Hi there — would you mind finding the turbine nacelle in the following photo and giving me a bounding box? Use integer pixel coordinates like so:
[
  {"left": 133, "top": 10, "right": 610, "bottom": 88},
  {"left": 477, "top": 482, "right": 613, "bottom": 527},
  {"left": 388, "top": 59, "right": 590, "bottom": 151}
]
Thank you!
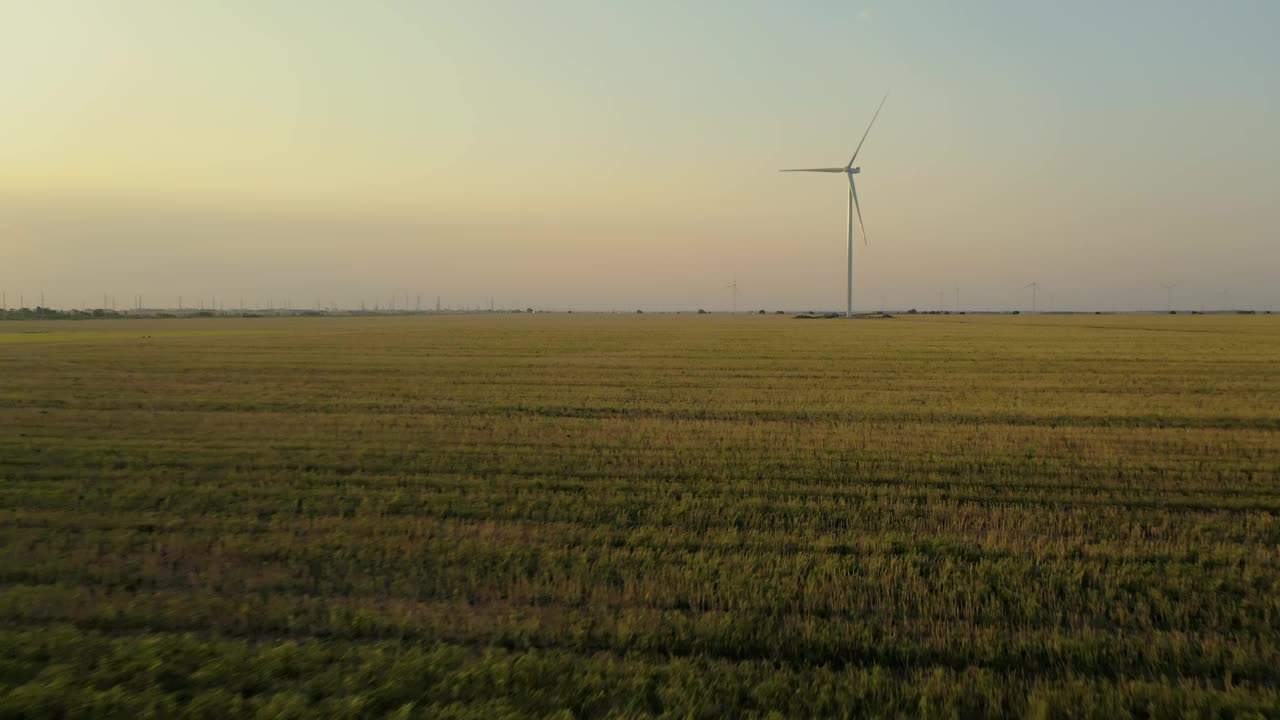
[{"left": 848, "top": 167, "right": 861, "bottom": 174}]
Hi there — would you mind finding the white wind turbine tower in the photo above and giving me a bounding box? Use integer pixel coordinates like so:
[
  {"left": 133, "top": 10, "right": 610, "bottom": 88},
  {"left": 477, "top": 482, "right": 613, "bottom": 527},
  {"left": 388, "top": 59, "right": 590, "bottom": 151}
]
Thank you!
[
  {"left": 1025, "top": 282, "right": 1040, "bottom": 313},
  {"left": 1161, "top": 282, "right": 1176, "bottom": 312},
  {"left": 726, "top": 276, "right": 739, "bottom": 314},
  {"left": 781, "top": 94, "right": 889, "bottom": 318}
]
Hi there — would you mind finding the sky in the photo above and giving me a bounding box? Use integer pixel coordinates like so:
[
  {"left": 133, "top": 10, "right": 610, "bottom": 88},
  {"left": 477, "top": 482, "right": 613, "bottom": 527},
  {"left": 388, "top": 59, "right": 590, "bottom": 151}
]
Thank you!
[{"left": 2, "top": 0, "right": 1278, "bottom": 312}]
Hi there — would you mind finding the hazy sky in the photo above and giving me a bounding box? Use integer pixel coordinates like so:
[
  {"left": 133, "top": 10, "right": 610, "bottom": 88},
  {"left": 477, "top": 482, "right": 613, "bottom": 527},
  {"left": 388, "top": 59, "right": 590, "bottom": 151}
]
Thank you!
[{"left": 2, "top": 1, "right": 1278, "bottom": 312}]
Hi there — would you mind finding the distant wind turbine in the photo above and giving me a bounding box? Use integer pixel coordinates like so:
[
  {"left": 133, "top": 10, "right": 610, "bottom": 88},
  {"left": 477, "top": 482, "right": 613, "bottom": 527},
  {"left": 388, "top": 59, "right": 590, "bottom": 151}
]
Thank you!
[
  {"left": 781, "top": 93, "right": 889, "bottom": 318},
  {"left": 1161, "top": 282, "right": 1176, "bottom": 312},
  {"left": 726, "top": 276, "right": 739, "bottom": 314},
  {"left": 1025, "top": 282, "right": 1040, "bottom": 313}
]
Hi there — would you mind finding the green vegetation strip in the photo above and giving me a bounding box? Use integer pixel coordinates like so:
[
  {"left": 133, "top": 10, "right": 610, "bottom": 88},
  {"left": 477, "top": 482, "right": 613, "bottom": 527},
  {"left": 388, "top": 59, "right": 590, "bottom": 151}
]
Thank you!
[
  {"left": 1, "top": 314, "right": 1278, "bottom": 718},
  {"left": 0, "top": 329, "right": 284, "bottom": 344}
]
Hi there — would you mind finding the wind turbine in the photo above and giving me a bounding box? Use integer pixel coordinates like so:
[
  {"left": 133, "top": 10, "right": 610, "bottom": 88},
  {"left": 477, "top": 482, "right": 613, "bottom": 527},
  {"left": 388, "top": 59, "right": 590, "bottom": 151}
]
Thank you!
[
  {"left": 726, "top": 276, "right": 739, "bottom": 314},
  {"left": 1161, "top": 283, "right": 1176, "bottom": 312},
  {"left": 1025, "top": 282, "right": 1040, "bottom": 313},
  {"left": 781, "top": 94, "right": 889, "bottom": 318}
]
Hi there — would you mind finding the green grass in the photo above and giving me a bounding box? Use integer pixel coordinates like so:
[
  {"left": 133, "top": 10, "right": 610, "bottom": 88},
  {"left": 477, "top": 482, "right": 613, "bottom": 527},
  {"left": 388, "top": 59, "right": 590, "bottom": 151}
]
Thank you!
[
  {"left": 2, "top": 314, "right": 1278, "bottom": 718},
  {"left": 0, "top": 328, "right": 284, "bottom": 344}
]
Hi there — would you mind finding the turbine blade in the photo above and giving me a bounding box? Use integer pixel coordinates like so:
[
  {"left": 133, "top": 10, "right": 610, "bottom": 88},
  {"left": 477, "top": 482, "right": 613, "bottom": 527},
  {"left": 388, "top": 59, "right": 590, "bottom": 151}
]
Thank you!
[
  {"left": 779, "top": 168, "right": 848, "bottom": 172},
  {"left": 847, "top": 93, "right": 890, "bottom": 168},
  {"left": 848, "top": 175, "right": 867, "bottom": 245}
]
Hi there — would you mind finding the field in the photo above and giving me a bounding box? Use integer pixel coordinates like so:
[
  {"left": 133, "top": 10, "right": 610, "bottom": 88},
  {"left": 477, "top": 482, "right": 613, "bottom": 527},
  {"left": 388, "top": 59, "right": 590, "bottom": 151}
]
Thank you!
[{"left": 1, "top": 313, "right": 1278, "bottom": 718}]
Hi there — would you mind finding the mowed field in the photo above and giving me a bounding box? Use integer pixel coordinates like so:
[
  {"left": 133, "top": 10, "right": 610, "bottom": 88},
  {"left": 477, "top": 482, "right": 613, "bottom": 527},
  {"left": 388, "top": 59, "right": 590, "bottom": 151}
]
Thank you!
[{"left": 1, "top": 313, "right": 1278, "bottom": 718}]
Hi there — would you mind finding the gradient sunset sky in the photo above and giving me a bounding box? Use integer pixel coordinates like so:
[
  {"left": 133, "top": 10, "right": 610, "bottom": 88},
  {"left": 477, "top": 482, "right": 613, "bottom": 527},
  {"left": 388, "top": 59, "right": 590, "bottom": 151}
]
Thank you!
[{"left": 3, "top": 1, "right": 1277, "bottom": 312}]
